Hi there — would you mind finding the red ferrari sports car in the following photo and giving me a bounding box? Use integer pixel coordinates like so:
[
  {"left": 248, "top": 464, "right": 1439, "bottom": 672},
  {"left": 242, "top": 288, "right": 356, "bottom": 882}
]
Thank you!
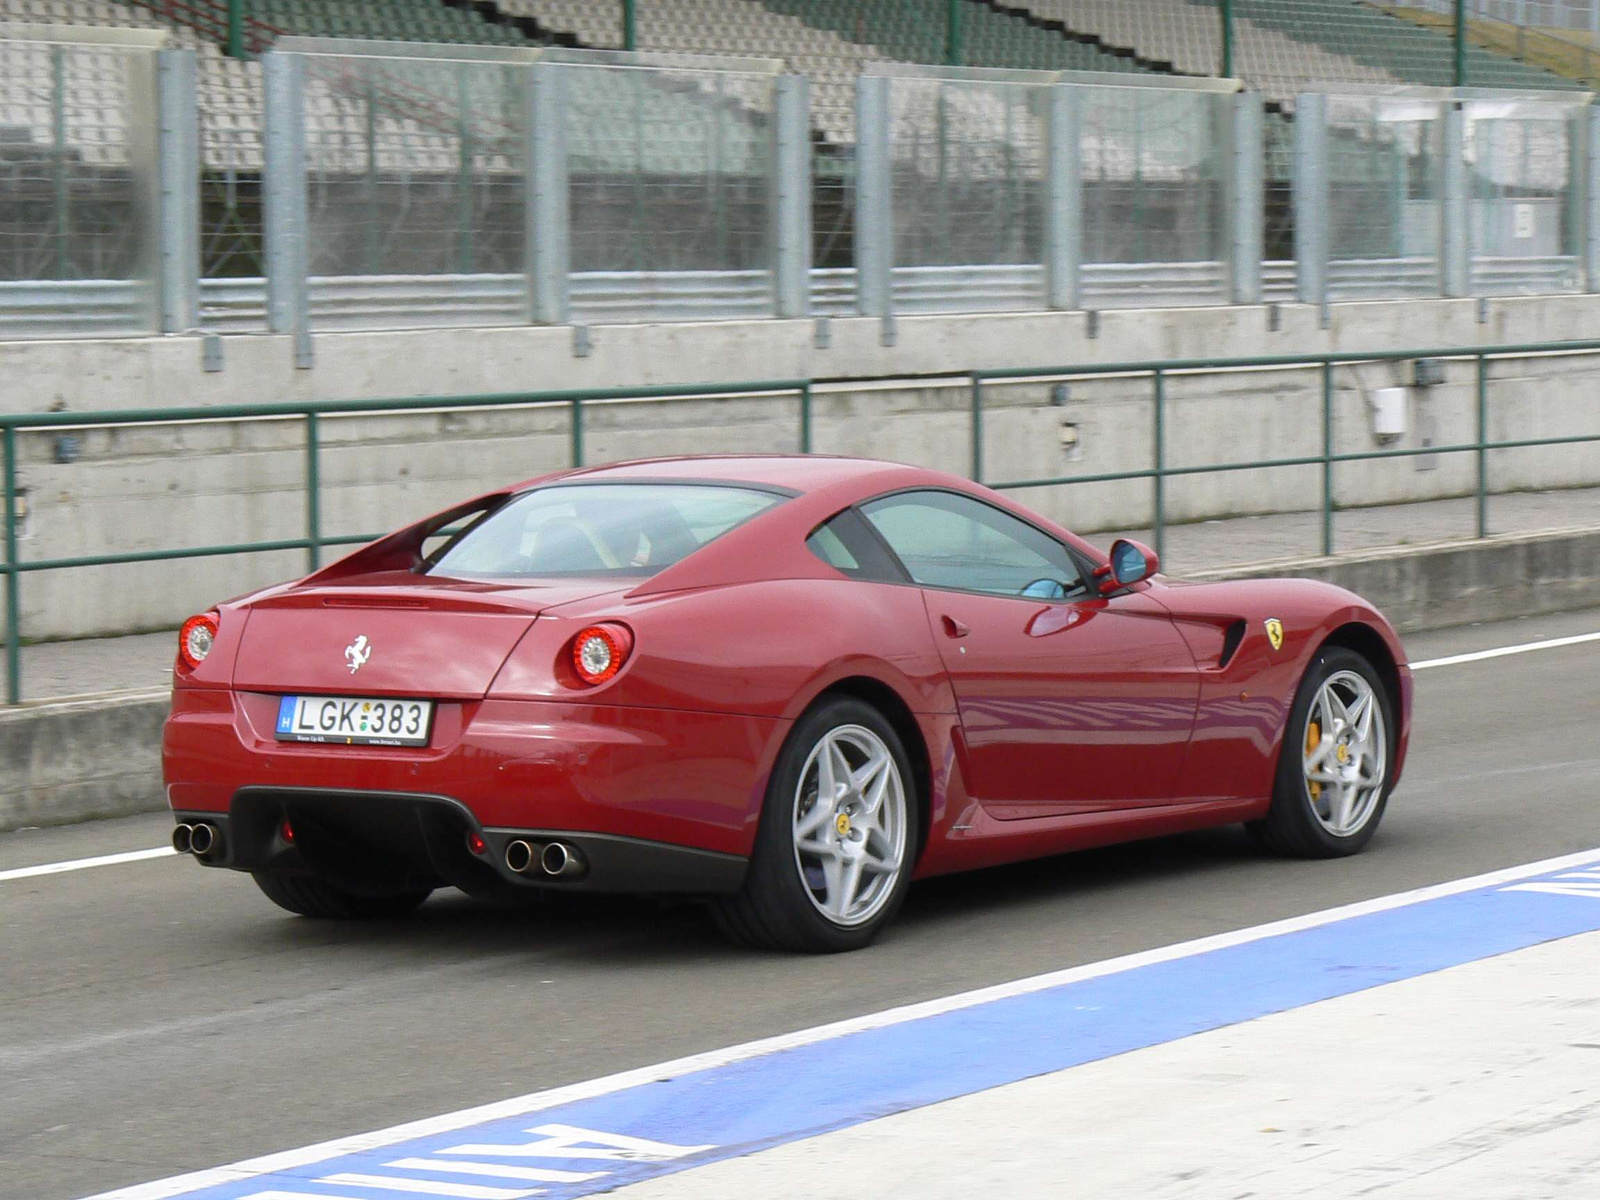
[{"left": 164, "top": 455, "right": 1411, "bottom": 952}]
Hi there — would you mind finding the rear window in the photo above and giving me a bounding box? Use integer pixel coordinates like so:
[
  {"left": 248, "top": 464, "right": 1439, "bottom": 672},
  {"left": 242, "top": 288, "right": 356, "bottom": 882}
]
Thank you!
[{"left": 427, "top": 483, "right": 783, "bottom": 580}]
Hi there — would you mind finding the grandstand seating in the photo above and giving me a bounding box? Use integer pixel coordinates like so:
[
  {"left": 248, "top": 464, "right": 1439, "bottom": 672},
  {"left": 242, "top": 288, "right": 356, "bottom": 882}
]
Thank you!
[
  {"left": 1014, "top": 0, "right": 1578, "bottom": 101},
  {"left": 1017, "top": 0, "right": 1401, "bottom": 105}
]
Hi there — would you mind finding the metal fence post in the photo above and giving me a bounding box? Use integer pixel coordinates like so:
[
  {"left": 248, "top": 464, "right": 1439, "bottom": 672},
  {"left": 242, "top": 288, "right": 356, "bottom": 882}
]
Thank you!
[
  {"left": 1293, "top": 93, "right": 1329, "bottom": 307},
  {"left": 570, "top": 398, "right": 585, "bottom": 467},
  {"left": 527, "top": 62, "right": 570, "bottom": 325},
  {"left": 263, "top": 52, "right": 312, "bottom": 367},
  {"left": 1321, "top": 360, "right": 1335, "bottom": 556},
  {"left": 772, "top": 74, "right": 812, "bottom": 319},
  {"left": 1045, "top": 84, "right": 1081, "bottom": 311},
  {"left": 1476, "top": 354, "right": 1489, "bottom": 536},
  {"left": 970, "top": 376, "right": 984, "bottom": 484},
  {"left": 3, "top": 426, "right": 19, "bottom": 705},
  {"left": 1221, "top": 0, "right": 1234, "bottom": 77},
  {"left": 855, "top": 74, "right": 894, "bottom": 321},
  {"left": 304, "top": 412, "right": 321, "bottom": 570},
  {"left": 798, "top": 383, "right": 813, "bottom": 453},
  {"left": 1585, "top": 103, "right": 1600, "bottom": 291},
  {"left": 227, "top": 0, "right": 246, "bottom": 60},
  {"left": 1230, "top": 90, "right": 1264, "bottom": 305},
  {"left": 1152, "top": 370, "right": 1166, "bottom": 562},
  {"left": 1442, "top": 101, "right": 1470, "bottom": 298},
  {"left": 156, "top": 49, "right": 200, "bottom": 334}
]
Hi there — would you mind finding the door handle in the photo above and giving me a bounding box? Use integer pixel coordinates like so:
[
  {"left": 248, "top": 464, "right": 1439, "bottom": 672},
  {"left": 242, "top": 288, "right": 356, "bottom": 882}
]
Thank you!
[{"left": 941, "top": 615, "right": 970, "bottom": 639}]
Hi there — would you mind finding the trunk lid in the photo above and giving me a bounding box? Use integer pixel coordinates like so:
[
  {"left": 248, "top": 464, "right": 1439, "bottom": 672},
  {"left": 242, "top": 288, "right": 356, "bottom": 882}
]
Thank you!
[{"left": 231, "top": 573, "right": 621, "bottom": 698}]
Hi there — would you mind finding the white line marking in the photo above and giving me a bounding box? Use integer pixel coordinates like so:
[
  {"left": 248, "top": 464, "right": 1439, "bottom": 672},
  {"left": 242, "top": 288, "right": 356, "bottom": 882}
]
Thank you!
[
  {"left": 1411, "top": 630, "right": 1600, "bottom": 670},
  {"left": 385, "top": 1160, "right": 601, "bottom": 1185},
  {"left": 82, "top": 844, "right": 1600, "bottom": 1200},
  {"left": 0, "top": 846, "right": 173, "bottom": 882},
  {"left": 317, "top": 1175, "right": 538, "bottom": 1199}
]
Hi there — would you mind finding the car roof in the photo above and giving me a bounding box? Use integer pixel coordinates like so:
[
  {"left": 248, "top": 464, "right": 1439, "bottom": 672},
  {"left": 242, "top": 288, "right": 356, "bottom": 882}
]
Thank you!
[{"left": 546, "top": 454, "right": 930, "bottom": 494}]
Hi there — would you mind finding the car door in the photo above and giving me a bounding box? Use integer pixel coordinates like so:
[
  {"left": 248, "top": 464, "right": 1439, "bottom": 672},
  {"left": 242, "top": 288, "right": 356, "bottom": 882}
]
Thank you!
[{"left": 858, "top": 489, "right": 1201, "bottom": 819}]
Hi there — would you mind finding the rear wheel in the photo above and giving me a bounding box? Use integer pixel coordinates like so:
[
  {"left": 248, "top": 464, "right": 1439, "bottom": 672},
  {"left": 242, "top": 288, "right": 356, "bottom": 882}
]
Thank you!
[
  {"left": 713, "top": 697, "right": 918, "bottom": 953},
  {"left": 1250, "top": 646, "right": 1394, "bottom": 858},
  {"left": 252, "top": 871, "right": 433, "bottom": 919}
]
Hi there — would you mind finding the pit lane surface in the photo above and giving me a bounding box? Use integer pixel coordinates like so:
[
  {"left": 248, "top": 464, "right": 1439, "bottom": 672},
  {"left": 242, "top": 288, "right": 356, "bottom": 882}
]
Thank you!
[{"left": 4, "top": 609, "right": 1599, "bottom": 1200}]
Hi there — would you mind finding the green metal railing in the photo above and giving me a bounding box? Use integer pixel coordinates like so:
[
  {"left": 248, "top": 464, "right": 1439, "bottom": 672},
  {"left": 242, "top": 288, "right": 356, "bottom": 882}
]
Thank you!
[
  {"left": 0, "top": 379, "right": 812, "bottom": 706},
  {"left": 971, "top": 339, "right": 1600, "bottom": 565},
  {"left": 4, "top": 336, "right": 1600, "bottom": 705}
]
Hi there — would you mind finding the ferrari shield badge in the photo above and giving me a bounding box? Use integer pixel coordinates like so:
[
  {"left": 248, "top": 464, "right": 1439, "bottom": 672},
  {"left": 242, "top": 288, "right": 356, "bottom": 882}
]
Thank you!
[
  {"left": 1264, "top": 619, "right": 1284, "bottom": 652},
  {"left": 345, "top": 634, "right": 373, "bottom": 674}
]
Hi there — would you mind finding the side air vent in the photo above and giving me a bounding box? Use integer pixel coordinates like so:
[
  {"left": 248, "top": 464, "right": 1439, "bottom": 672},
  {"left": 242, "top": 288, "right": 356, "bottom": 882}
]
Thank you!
[{"left": 1218, "top": 620, "right": 1247, "bottom": 668}]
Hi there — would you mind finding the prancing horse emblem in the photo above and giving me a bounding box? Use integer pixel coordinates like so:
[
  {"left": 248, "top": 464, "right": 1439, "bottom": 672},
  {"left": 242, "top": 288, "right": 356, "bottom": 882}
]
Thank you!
[
  {"left": 345, "top": 635, "right": 372, "bottom": 674},
  {"left": 1264, "top": 619, "right": 1284, "bottom": 652}
]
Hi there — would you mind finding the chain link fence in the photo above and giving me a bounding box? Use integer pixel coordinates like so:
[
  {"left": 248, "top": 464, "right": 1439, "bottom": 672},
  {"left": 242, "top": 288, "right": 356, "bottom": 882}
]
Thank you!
[
  {"left": 1079, "top": 84, "right": 1231, "bottom": 305},
  {"left": 887, "top": 73, "right": 1046, "bottom": 308},
  {"left": 0, "top": 34, "right": 160, "bottom": 335},
  {"left": 1464, "top": 94, "right": 1586, "bottom": 293}
]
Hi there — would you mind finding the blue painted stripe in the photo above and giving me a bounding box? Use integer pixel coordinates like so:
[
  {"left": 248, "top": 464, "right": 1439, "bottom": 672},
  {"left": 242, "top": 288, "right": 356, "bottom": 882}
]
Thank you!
[{"left": 138, "top": 865, "right": 1600, "bottom": 1200}]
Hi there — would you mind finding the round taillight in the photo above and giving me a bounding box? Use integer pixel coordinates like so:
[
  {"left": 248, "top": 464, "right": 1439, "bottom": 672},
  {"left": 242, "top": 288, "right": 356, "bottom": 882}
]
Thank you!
[
  {"left": 178, "top": 612, "right": 219, "bottom": 671},
  {"left": 570, "top": 624, "right": 633, "bottom": 686}
]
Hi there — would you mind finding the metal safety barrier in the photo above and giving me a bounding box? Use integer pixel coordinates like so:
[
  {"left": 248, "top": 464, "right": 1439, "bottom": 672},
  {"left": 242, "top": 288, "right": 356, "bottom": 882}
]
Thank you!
[{"left": 4, "top": 336, "right": 1600, "bottom": 704}]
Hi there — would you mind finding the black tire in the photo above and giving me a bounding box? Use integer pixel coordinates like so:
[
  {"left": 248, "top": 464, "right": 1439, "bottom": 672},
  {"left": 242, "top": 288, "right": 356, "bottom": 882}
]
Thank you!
[
  {"left": 712, "top": 697, "right": 920, "bottom": 953},
  {"left": 1249, "top": 645, "right": 1396, "bottom": 859},
  {"left": 252, "top": 871, "right": 433, "bottom": 919}
]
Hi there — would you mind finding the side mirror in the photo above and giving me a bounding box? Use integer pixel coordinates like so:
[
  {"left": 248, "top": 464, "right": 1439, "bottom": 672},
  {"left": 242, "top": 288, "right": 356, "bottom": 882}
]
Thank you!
[{"left": 1100, "top": 539, "right": 1159, "bottom": 594}]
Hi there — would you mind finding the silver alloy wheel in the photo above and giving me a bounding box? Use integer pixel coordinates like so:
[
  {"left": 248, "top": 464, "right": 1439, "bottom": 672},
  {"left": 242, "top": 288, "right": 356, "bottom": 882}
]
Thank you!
[
  {"left": 1302, "top": 669, "right": 1388, "bottom": 837},
  {"left": 791, "top": 724, "right": 908, "bottom": 928}
]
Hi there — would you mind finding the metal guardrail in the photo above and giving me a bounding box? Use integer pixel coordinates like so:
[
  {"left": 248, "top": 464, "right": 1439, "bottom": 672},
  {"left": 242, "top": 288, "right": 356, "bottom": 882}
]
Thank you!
[{"left": 3, "top": 337, "right": 1600, "bottom": 705}]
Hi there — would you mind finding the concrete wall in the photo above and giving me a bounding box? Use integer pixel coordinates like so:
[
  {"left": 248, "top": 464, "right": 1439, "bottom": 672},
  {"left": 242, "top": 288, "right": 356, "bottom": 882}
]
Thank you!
[
  {"left": 7, "top": 523, "right": 1597, "bottom": 833},
  {"left": 3, "top": 294, "right": 1600, "bottom": 638}
]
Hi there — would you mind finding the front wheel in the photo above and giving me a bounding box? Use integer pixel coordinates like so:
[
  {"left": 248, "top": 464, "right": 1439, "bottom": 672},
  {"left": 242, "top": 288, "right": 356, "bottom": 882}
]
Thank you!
[
  {"left": 712, "top": 697, "right": 918, "bottom": 953},
  {"left": 1250, "top": 646, "right": 1395, "bottom": 858}
]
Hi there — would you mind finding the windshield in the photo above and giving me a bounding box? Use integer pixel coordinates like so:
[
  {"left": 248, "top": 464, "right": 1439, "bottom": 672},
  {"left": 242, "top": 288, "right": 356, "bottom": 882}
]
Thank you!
[{"left": 427, "top": 483, "right": 784, "bottom": 580}]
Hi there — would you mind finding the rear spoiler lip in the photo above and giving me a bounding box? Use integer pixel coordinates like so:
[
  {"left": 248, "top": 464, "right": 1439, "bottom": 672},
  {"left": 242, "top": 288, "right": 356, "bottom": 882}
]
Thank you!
[{"left": 296, "top": 490, "right": 515, "bottom": 587}]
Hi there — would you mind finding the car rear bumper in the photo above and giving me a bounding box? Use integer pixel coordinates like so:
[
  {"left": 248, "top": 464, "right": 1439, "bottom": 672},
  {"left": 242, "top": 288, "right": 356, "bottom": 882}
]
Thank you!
[
  {"left": 172, "top": 789, "right": 747, "bottom": 896},
  {"left": 163, "top": 687, "right": 784, "bottom": 891}
]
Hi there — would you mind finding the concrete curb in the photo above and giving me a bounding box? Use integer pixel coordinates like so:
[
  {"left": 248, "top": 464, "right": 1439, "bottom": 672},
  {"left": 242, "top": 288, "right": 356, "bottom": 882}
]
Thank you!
[
  {"left": 0, "top": 689, "right": 168, "bottom": 832},
  {"left": 4, "top": 524, "right": 1599, "bottom": 833},
  {"left": 1190, "top": 524, "right": 1600, "bottom": 634}
]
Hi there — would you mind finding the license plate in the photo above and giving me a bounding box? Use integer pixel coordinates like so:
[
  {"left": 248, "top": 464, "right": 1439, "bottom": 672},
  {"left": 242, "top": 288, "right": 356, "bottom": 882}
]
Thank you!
[{"left": 275, "top": 695, "right": 434, "bottom": 747}]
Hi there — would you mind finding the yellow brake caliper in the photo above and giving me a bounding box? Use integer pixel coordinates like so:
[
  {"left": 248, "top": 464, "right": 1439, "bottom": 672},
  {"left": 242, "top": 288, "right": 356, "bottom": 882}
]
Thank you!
[{"left": 1306, "top": 720, "right": 1322, "bottom": 801}]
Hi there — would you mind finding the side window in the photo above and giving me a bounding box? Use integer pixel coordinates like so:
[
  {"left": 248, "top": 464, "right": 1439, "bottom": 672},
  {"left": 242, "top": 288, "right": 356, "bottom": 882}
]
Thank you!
[
  {"left": 860, "top": 491, "right": 1086, "bottom": 598},
  {"left": 805, "top": 508, "right": 906, "bottom": 582}
]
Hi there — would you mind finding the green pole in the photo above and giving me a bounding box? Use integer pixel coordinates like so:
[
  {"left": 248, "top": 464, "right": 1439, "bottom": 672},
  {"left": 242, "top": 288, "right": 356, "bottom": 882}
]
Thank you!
[
  {"left": 227, "top": 0, "right": 246, "bottom": 59},
  {"left": 1454, "top": 0, "right": 1466, "bottom": 87},
  {"left": 970, "top": 377, "right": 984, "bottom": 483},
  {"left": 1321, "top": 361, "right": 1335, "bottom": 556},
  {"left": 305, "top": 413, "right": 321, "bottom": 570},
  {"left": 1151, "top": 371, "right": 1166, "bottom": 562},
  {"left": 623, "top": 0, "right": 636, "bottom": 51},
  {"left": 798, "top": 384, "right": 813, "bottom": 454},
  {"left": 1221, "top": 0, "right": 1234, "bottom": 78},
  {"left": 1476, "top": 354, "right": 1489, "bottom": 537},
  {"left": 947, "top": 0, "right": 963, "bottom": 67},
  {"left": 571, "top": 398, "right": 585, "bottom": 466},
  {"left": 3, "top": 427, "right": 20, "bottom": 705}
]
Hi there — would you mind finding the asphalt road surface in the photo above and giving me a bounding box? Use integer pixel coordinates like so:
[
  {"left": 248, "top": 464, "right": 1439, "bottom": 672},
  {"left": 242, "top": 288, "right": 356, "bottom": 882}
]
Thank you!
[{"left": 4, "top": 607, "right": 1600, "bottom": 1200}]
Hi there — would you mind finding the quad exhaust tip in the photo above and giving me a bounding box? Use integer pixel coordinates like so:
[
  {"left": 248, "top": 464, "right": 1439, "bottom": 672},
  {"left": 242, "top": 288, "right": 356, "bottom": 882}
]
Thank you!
[
  {"left": 171, "top": 823, "right": 193, "bottom": 855},
  {"left": 504, "top": 839, "right": 587, "bottom": 880},
  {"left": 189, "top": 822, "right": 219, "bottom": 857}
]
